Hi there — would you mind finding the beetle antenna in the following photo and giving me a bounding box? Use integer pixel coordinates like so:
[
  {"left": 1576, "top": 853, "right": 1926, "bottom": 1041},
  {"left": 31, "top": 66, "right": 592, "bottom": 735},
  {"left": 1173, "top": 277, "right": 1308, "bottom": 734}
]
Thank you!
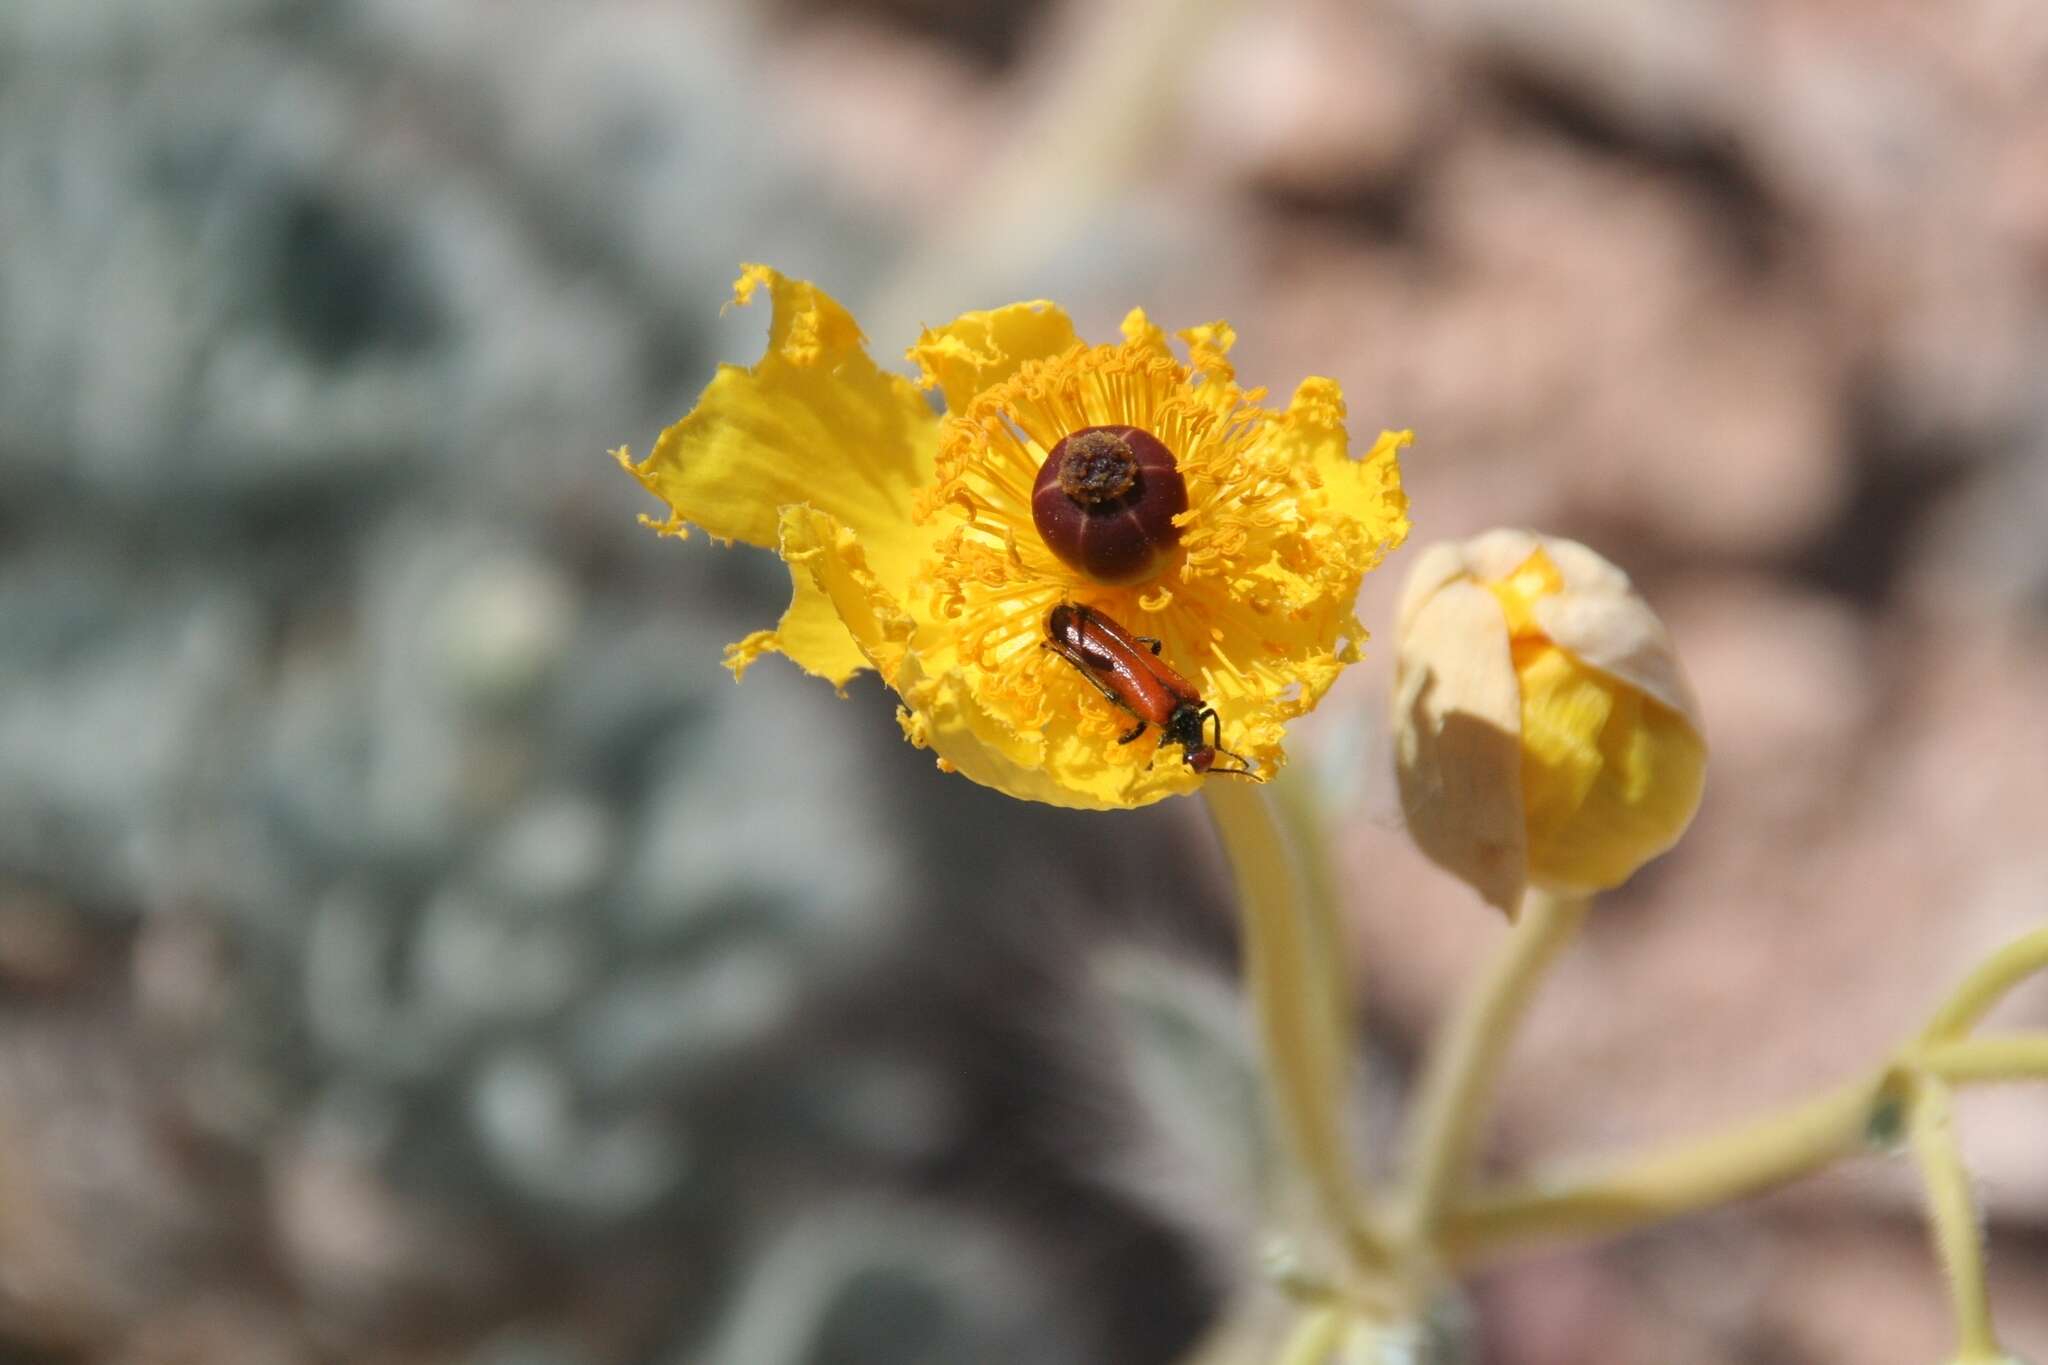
[
  {"left": 1198, "top": 710, "right": 1260, "bottom": 779},
  {"left": 1205, "top": 746, "right": 1262, "bottom": 779}
]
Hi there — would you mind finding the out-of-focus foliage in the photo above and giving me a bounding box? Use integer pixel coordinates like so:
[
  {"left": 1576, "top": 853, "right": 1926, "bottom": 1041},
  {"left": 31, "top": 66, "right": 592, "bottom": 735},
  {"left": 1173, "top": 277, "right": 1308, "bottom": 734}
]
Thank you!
[{"left": 0, "top": 3, "right": 1213, "bottom": 1361}]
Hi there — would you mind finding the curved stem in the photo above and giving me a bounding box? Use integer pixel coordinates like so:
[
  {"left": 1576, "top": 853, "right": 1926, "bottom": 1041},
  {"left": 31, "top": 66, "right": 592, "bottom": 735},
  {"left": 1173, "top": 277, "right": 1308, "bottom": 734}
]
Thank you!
[
  {"left": 1203, "top": 781, "right": 1386, "bottom": 1272},
  {"left": 1907, "top": 1035, "right": 2048, "bottom": 1085},
  {"left": 1400, "top": 888, "right": 1590, "bottom": 1261},
  {"left": 1909, "top": 1075, "right": 2006, "bottom": 1363},
  {"left": 1919, "top": 927, "right": 2048, "bottom": 1042},
  {"left": 1432, "top": 924, "right": 2048, "bottom": 1274},
  {"left": 1437, "top": 1069, "right": 1899, "bottom": 1268}
]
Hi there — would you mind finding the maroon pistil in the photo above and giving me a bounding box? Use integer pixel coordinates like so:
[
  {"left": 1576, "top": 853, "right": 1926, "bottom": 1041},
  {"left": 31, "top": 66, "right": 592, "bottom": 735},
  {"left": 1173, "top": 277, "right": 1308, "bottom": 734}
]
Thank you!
[{"left": 1031, "top": 424, "right": 1189, "bottom": 586}]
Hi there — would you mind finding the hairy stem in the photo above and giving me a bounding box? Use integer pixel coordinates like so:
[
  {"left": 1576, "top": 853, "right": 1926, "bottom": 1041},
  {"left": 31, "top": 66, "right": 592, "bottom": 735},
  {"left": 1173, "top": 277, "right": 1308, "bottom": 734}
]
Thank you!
[
  {"left": 1908, "top": 1034, "right": 2048, "bottom": 1085},
  {"left": 1919, "top": 927, "right": 2048, "bottom": 1042},
  {"left": 1909, "top": 1075, "right": 2006, "bottom": 1363},
  {"left": 1400, "top": 888, "right": 1590, "bottom": 1265},
  {"left": 1203, "top": 780, "right": 1385, "bottom": 1271},
  {"left": 1437, "top": 1069, "right": 1899, "bottom": 1267},
  {"left": 1431, "top": 923, "right": 2048, "bottom": 1272}
]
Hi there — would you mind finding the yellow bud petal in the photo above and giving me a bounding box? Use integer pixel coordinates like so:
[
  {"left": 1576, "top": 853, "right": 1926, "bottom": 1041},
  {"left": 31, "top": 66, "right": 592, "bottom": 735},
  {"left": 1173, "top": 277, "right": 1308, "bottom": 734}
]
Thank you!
[
  {"left": 1515, "top": 640, "right": 1707, "bottom": 893},
  {"left": 1392, "top": 531, "right": 1707, "bottom": 913}
]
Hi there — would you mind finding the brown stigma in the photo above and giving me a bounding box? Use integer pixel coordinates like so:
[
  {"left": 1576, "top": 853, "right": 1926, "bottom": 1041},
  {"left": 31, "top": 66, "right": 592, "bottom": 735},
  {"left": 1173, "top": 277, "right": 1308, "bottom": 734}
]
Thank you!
[{"left": 1054, "top": 429, "right": 1138, "bottom": 505}]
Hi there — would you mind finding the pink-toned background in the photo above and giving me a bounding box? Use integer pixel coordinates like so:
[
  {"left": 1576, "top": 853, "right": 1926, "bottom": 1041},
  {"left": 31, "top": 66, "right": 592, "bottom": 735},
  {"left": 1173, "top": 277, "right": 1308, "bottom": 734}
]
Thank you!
[{"left": 2, "top": 1, "right": 2043, "bottom": 1361}]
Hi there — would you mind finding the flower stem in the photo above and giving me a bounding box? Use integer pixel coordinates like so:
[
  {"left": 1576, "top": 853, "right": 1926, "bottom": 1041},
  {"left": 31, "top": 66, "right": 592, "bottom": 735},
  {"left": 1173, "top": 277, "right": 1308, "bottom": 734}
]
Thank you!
[
  {"left": 1400, "top": 888, "right": 1589, "bottom": 1265},
  {"left": 1919, "top": 926, "right": 2048, "bottom": 1042},
  {"left": 1909, "top": 1075, "right": 2007, "bottom": 1364},
  {"left": 1436, "top": 1069, "right": 1899, "bottom": 1267},
  {"left": 1907, "top": 1034, "right": 2048, "bottom": 1084},
  {"left": 1202, "top": 780, "right": 1384, "bottom": 1271},
  {"left": 1432, "top": 932, "right": 2048, "bottom": 1272}
]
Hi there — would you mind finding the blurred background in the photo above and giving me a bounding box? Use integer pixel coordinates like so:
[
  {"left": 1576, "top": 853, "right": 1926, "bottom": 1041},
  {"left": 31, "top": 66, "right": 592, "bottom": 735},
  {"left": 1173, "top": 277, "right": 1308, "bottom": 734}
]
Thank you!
[{"left": 3, "top": 0, "right": 2046, "bottom": 1361}]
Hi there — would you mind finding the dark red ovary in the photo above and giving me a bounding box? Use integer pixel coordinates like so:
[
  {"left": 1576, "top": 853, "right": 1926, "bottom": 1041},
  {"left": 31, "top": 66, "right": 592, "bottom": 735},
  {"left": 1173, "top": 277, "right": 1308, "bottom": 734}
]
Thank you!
[{"left": 1030, "top": 426, "right": 1188, "bottom": 586}]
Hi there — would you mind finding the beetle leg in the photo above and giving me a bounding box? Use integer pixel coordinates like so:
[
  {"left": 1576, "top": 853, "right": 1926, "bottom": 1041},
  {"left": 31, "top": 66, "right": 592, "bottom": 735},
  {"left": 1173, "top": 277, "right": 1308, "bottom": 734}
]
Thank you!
[
  {"left": 1135, "top": 635, "right": 1163, "bottom": 656},
  {"left": 1118, "top": 720, "right": 1148, "bottom": 745}
]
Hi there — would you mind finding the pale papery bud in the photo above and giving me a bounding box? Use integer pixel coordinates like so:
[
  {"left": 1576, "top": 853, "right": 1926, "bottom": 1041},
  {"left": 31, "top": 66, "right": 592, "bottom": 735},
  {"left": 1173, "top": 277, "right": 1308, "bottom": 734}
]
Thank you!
[{"left": 1392, "top": 530, "right": 1706, "bottom": 915}]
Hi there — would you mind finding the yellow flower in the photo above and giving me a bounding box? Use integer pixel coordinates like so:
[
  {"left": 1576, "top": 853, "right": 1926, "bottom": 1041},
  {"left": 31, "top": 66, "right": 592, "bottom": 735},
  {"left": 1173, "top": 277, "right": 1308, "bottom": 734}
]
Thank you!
[
  {"left": 617, "top": 266, "right": 1410, "bottom": 810},
  {"left": 1392, "top": 530, "right": 1706, "bottom": 912}
]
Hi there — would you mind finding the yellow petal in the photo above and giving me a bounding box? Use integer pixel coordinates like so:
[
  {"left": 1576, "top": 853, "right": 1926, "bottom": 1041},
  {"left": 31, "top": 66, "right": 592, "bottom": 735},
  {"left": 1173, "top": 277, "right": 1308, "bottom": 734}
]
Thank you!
[
  {"left": 726, "top": 504, "right": 916, "bottom": 688},
  {"left": 1472, "top": 532, "right": 1699, "bottom": 723},
  {"left": 891, "top": 623, "right": 1220, "bottom": 811},
  {"left": 907, "top": 300, "right": 1079, "bottom": 417},
  {"left": 1338, "top": 427, "right": 1414, "bottom": 571},
  {"left": 725, "top": 561, "right": 866, "bottom": 691},
  {"left": 1516, "top": 641, "right": 1707, "bottom": 892},
  {"left": 1277, "top": 379, "right": 1413, "bottom": 570},
  {"left": 892, "top": 601, "right": 1282, "bottom": 812},
  {"left": 617, "top": 266, "right": 938, "bottom": 592},
  {"left": 1177, "top": 320, "right": 1239, "bottom": 386},
  {"left": 1119, "top": 307, "right": 1171, "bottom": 357}
]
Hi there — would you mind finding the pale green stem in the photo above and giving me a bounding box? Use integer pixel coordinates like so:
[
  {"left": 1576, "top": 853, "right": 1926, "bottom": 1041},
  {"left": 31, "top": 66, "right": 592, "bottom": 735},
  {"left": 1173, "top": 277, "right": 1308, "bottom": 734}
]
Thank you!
[
  {"left": 1430, "top": 925, "right": 2048, "bottom": 1272},
  {"left": 1907, "top": 1035, "right": 2048, "bottom": 1085},
  {"left": 1203, "top": 781, "right": 1386, "bottom": 1271},
  {"left": 1919, "top": 927, "right": 2048, "bottom": 1042},
  {"left": 1433, "top": 945, "right": 2048, "bottom": 1277},
  {"left": 1909, "top": 1075, "right": 2007, "bottom": 1364},
  {"left": 1269, "top": 770, "right": 1407, "bottom": 1261},
  {"left": 1400, "top": 888, "right": 1590, "bottom": 1264},
  {"left": 1268, "top": 769, "right": 1356, "bottom": 1052},
  {"left": 1437, "top": 1069, "right": 1899, "bottom": 1268}
]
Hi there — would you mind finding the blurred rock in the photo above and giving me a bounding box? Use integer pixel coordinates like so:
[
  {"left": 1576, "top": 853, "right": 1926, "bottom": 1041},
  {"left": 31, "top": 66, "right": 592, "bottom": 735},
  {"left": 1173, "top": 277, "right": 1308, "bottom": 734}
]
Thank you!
[
  {"left": 108, "top": 1294, "right": 313, "bottom": 1365},
  {"left": 271, "top": 1092, "right": 518, "bottom": 1323},
  {"left": 1670, "top": 577, "right": 1877, "bottom": 835},
  {"left": 1194, "top": 2, "right": 1435, "bottom": 205},
  {"left": 0, "top": 886, "right": 96, "bottom": 993}
]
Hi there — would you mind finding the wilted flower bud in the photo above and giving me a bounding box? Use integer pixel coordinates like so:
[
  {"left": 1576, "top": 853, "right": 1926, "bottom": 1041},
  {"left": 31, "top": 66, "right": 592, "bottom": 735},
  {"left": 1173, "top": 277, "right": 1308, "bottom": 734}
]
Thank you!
[{"left": 1392, "top": 530, "right": 1706, "bottom": 914}]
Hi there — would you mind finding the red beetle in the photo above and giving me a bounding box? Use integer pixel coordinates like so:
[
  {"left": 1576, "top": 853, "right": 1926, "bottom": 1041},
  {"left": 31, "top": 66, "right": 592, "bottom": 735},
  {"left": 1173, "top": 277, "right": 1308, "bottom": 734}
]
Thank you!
[{"left": 1043, "top": 603, "right": 1258, "bottom": 778}]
